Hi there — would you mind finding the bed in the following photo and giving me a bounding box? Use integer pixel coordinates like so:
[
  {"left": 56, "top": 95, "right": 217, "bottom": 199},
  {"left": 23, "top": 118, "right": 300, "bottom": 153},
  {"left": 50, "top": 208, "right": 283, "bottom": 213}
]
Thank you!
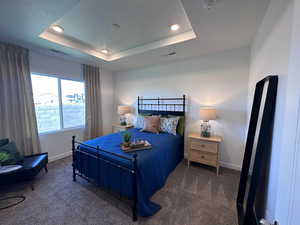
[{"left": 72, "top": 96, "right": 186, "bottom": 221}]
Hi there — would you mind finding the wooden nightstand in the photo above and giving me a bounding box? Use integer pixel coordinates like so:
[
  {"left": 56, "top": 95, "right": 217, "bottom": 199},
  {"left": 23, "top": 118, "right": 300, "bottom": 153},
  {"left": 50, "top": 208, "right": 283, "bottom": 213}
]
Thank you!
[
  {"left": 112, "top": 124, "right": 133, "bottom": 133},
  {"left": 188, "top": 133, "right": 222, "bottom": 175}
]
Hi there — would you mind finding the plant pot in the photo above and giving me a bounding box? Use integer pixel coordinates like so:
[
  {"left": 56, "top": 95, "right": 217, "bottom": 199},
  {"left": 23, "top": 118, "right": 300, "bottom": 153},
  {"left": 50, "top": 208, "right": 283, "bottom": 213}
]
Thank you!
[{"left": 123, "top": 142, "right": 131, "bottom": 147}]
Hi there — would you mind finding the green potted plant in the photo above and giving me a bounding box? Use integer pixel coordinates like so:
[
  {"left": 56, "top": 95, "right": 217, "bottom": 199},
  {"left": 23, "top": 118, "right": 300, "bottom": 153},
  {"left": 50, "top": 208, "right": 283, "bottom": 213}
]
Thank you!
[
  {"left": 122, "top": 132, "right": 132, "bottom": 147},
  {"left": 0, "top": 152, "right": 9, "bottom": 168}
]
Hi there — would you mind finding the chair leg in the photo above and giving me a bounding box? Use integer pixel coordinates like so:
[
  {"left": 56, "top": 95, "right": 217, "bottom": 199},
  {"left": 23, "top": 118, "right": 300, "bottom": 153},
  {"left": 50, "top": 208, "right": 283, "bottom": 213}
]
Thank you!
[
  {"left": 73, "top": 167, "right": 76, "bottom": 182},
  {"left": 31, "top": 181, "right": 35, "bottom": 191},
  {"left": 44, "top": 164, "right": 48, "bottom": 173}
]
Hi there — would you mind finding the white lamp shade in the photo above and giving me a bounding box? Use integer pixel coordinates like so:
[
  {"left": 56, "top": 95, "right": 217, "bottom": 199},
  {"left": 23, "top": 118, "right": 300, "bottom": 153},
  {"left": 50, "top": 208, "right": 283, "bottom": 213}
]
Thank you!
[
  {"left": 118, "top": 105, "right": 131, "bottom": 115},
  {"left": 199, "top": 108, "right": 217, "bottom": 121}
]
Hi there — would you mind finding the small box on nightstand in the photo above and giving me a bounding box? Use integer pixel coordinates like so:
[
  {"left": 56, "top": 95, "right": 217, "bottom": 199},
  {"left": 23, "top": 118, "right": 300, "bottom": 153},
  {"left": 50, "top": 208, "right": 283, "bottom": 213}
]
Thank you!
[{"left": 188, "top": 133, "right": 222, "bottom": 175}]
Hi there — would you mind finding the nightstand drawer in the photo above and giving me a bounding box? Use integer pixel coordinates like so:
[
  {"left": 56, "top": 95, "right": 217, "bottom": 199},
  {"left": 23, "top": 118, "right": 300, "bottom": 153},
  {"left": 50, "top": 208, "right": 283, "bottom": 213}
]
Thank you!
[
  {"left": 189, "top": 150, "right": 218, "bottom": 166},
  {"left": 190, "top": 140, "right": 218, "bottom": 154},
  {"left": 188, "top": 134, "right": 222, "bottom": 175}
]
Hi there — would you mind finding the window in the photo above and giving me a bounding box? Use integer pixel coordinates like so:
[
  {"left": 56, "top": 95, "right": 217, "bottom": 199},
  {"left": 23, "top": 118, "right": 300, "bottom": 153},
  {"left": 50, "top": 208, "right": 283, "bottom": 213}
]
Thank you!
[
  {"left": 31, "top": 75, "right": 61, "bottom": 133},
  {"left": 31, "top": 74, "right": 85, "bottom": 133},
  {"left": 61, "top": 80, "right": 85, "bottom": 128}
]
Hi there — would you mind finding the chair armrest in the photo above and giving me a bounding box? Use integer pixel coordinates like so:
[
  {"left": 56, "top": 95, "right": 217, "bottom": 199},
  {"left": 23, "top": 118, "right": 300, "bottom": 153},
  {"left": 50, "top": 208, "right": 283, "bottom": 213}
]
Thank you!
[{"left": 24, "top": 152, "right": 48, "bottom": 158}]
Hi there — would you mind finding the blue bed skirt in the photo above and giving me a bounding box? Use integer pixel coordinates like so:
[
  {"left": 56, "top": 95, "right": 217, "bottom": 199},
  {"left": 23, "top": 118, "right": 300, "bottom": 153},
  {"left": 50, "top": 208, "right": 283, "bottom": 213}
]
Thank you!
[{"left": 75, "top": 128, "right": 183, "bottom": 217}]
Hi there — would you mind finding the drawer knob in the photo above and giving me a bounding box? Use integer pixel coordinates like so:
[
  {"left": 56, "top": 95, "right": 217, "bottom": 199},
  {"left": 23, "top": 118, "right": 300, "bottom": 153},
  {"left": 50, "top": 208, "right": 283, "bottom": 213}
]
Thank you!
[
  {"left": 201, "top": 144, "right": 205, "bottom": 148},
  {"left": 201, "top": 156, "right": 205, "bottom": 159}
]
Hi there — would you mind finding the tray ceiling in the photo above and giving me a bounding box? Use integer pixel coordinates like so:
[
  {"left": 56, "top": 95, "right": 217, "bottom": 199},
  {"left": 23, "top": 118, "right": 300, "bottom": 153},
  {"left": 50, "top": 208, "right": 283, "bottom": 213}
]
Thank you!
[
  {"left": 39, "top": 0, "right": 196, "bottom": 61},
  {"left": 0, "top": 0, "right": 270, "bottom": 71}
]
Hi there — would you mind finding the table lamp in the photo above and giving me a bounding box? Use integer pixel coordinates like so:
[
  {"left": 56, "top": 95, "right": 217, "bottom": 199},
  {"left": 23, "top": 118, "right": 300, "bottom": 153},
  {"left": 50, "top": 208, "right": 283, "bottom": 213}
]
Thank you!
[
  {"left": 118, "top": 105, "right": 131, "bottom": 126},
  {"left": 199, "top": 108, "right": 217, "bottom": 137}
]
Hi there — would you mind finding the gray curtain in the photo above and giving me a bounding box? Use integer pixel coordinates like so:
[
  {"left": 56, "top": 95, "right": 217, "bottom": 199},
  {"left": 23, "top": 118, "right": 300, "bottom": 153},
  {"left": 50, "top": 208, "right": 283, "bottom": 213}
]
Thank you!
[
  {"left": 83, "top": 64, "right": 103, "bottom": 140},
  {"left": 0, "top": 42, "right": 41, "bottom": 155}
]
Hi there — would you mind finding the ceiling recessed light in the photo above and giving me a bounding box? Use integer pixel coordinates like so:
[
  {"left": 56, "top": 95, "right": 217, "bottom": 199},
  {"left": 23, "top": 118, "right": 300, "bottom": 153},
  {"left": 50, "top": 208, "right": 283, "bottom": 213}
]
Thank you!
[
  {"left": 170, "top": 24, "right": 180, "bottom": 31},
  {"left": 52, "top": 25, "right": 64, "bottom": 33},
  {"left": 101, "top": 49, "right": 109, "bottom": 54}
]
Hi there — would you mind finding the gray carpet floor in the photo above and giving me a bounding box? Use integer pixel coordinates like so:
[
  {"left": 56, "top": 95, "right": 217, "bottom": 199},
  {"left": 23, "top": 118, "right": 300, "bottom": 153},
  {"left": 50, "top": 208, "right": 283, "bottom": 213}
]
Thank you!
[{"left": 0, "top": 157, "right": 240, "bottom": 225}]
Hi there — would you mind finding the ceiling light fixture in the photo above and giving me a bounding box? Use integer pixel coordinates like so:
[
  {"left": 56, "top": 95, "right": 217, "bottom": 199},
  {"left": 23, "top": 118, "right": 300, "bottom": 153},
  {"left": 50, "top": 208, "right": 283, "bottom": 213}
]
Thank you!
[
  {"left": 112, "top": 23, "right": 121, "bottom": 29},
  {"left": 170, "top": 24, "right": 180, "bottom": 31},
  {"left": 162, "top": 52, "right": 177, "bottom": 57},
  {"left": 101, "top": 49, "right": 109, "bottom": 54},
  {"left": 52, "top": 25, "right": 64, "bottom": 33},
  {"left": 167, "top": 52, "right": 176, "bottom": 56}
]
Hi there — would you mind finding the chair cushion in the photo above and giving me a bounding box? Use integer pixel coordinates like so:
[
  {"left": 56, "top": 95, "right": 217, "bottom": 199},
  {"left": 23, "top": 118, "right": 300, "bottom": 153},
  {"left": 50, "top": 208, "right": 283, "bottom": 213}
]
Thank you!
[
  {"left": 0, "top": 142, "right": 24, "bottom": 166},
  {"left": 0, "top": 153, "right": 48, "bottom": 185},
  {"left": 22, "top": 154, "right": 48, "bottom": 170},
  {"left": 20, "top": 154, "right": 48, "bottom": 178}
]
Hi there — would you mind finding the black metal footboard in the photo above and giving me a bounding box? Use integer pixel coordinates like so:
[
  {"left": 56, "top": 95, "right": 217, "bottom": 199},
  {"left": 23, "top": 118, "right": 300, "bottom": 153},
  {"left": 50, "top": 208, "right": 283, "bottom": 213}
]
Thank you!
[{"left": 72, "top": 136, "right": 138, "bottom": 221}]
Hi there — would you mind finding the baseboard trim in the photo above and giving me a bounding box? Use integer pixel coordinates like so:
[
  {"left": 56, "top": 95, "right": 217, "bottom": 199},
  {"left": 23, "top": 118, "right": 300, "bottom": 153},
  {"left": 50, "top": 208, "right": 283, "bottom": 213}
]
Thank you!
[
  {"left": 49, "top": 152, "right": 242, "bottom": 171},
  {"left": 220, "top": 161, "right": 241, "bottom": 171},
  {"left": 48, "top": 151, "right": 72, "bottom": 162}
]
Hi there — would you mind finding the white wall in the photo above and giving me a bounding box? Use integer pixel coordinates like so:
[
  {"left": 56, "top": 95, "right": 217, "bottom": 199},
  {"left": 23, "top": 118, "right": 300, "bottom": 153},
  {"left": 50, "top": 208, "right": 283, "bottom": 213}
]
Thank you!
[
  {"left": 251, "top": 0, "right": 300, "bottom": 224},
  {"left": 275, "top": 0, "right": 300, "bottom": 223},
  {"left": 30, "top": 51, "right": 114, "bottom": 161},
  {"left": 277, "top": 2, "right": 300, "bottom": 224},
  {"left": 249, "top": 0, "right": 293, "bottom": 220},
  {"left": 114, "top": 47, "right": 250, "bottom": 170}
]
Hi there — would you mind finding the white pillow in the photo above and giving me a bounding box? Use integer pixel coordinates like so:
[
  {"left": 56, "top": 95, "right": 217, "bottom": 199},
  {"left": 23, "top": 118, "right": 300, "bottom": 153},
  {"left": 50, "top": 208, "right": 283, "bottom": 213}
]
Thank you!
[
  {"left": 134, "top": 115, "right": 145, "bottom": 129},
  {"left": 160, "top": 117, "right": 180, "bottom": 135}
]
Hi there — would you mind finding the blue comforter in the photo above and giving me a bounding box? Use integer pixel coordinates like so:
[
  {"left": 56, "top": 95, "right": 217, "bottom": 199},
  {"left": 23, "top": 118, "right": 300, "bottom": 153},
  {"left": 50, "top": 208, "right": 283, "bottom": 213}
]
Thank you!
[{"left": 76, "top": 128, "right": 183, "bottom": 216}]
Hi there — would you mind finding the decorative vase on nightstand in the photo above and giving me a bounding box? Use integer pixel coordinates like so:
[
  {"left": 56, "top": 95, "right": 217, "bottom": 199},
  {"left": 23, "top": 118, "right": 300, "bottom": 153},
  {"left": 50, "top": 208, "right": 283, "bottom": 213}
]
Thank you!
[
  {"left": 118, "top": 105, "right": 132, "bottom": 126},
  {"left": 201, "top": 122, "right": 211, "bottom": 137},
  {"left": 120, "top": 120, "right": 127, "bottom": 126},
  {"left": 199, "top": 108, "right": 217, "bottom": 137}
]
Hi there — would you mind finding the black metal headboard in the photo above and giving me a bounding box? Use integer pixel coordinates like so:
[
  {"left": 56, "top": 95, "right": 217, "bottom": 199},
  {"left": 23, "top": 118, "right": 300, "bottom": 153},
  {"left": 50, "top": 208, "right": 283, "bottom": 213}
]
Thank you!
[{"left": 138, "top": 95, "right": 186, "bottom": 117}]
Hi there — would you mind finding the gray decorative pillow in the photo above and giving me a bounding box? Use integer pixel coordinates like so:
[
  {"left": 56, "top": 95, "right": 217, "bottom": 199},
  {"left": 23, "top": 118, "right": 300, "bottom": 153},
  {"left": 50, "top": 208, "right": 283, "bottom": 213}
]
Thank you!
[{"left": 160, "top": 117, "right": 180, "bottom": 135}]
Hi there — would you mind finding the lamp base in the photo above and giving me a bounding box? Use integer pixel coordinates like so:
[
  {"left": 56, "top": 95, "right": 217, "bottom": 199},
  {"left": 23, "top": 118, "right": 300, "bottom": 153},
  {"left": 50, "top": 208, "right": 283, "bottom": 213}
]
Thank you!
[
  {"left": 201, "top": 131, "right": 211, "bottom": 137},
  {"left": 119, "top": 115, "right": 127, "bottom": 126},
  {"left": 200, "top": 121, "right": 211, "bottom": 137},
  {"left": 120, "top": 121, "right": 127, "bottom": 126}
]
